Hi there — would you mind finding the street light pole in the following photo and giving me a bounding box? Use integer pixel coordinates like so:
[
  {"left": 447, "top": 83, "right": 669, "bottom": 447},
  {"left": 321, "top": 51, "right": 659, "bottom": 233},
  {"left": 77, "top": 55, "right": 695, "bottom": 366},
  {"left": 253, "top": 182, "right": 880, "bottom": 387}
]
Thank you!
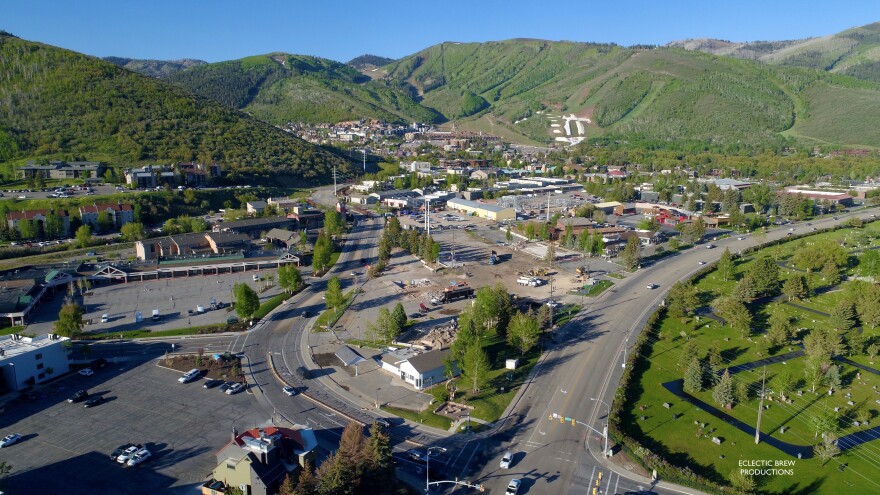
[
  {"left": 376, "top": 387, "right": 380, "bottom": 409},
  {"left": 590, "top": 397, "right": 611, "bottom": 457},
  {"left": 426, "top": 446, "right": 446, "bottom": 493}
]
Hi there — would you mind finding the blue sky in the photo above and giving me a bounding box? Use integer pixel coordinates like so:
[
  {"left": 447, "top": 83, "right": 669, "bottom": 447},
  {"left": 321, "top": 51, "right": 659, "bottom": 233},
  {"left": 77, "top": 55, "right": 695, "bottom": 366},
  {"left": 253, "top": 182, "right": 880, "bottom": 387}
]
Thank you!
[{"left": 4, "top": 1, "right": 879, "bottom": 63}]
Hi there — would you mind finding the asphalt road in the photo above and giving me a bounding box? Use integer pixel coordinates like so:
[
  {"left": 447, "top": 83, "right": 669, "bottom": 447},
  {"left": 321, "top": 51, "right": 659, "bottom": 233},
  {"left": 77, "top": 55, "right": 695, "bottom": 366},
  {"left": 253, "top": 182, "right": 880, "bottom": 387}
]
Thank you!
[{"left": 450, "top": 209, "right": 879, "bottom": 495}]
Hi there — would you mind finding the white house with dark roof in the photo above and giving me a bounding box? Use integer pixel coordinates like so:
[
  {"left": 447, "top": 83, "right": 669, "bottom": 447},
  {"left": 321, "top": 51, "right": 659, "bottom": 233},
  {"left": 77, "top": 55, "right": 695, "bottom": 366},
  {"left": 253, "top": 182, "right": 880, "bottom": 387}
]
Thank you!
[{"left": 380, "top": 348, "right": 458, "bottom": 390}]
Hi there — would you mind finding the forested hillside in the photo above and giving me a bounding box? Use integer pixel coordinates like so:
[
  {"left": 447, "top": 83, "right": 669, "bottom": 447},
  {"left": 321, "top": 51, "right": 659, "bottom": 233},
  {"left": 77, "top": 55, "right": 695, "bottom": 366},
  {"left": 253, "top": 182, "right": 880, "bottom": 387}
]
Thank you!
[
  {"left": 382, "top": 39, "right": 880, "bottom": 149},
  {"left": 103, "top": 56, "right": 206, "bottom": 78},
  {"left": 0, "top": 33, "right": 352, "bottom": 183},
  {"left": 669, "top": 22, "right": 880, "bottom": 83},
  {"left": 168, "top": 53, "right": 443, "bottom": 124}
]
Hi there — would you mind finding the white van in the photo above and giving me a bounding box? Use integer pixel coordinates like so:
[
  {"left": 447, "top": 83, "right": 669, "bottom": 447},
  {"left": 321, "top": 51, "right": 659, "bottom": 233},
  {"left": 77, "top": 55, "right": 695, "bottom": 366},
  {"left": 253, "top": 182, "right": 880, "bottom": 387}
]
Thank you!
[
  {"left": 252, "top": 274, "right": 259, "bottom": 281},
  {"left": 178, "top": 369, "right": 200, "bottom": 383},
  {"left": 101, "top": 314, "right": 109, "bottom": 323}
]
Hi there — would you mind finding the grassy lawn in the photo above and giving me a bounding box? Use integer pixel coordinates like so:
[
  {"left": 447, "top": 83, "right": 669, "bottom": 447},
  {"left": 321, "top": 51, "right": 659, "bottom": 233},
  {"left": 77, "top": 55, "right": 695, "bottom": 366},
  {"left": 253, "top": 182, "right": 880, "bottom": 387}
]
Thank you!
[
  {"left": 607, "top": 272, "right": 625, "bottom": 279},
  {"left": 456, "top": 331, "right": 541, "bottom": 422},
  {"left": 553, "top": 304, "right": 583, "bottom": 327},
  {"left": 79, "top": 322, "right": 242, "bottom": 341},
  {"left": 252, "top": 291, "right": 294, "bottom": 320},
  {"left": 382, "top": 405, "right": 451, "bottom": 430},
  {"left": 618, "top": 221, "right": 880, "bottom": 494},
  {"left": 313, "top": 288, "right": 359, "bottom": 331},
  {"left": 0, "top": 326, "right": 26, "bottom": 336},
  {"left": 580, "top": 279, "right": 613, "bottom": 296}
]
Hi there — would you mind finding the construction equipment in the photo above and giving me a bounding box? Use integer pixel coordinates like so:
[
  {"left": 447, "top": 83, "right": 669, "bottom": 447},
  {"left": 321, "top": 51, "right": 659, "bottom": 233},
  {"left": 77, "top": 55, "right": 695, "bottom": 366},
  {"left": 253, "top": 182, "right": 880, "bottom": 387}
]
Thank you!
[
  {"left": 489, "top": 250, "right": 497, "bottom": 265},
  {"left": 528, "top": 267, "right": 549, "bottom": 277}
]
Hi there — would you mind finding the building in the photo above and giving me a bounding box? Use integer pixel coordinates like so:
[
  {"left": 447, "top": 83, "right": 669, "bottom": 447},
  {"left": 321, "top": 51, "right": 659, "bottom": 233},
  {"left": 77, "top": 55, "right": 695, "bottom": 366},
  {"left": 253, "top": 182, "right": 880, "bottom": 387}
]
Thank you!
[
  {"left": 593, "top": 201, "right": 623, "bottom": 215},
  {"left": 6, "top": 209, "right": 70, "bottom": 237},
  {"left": 380, "top": 348, "right": 458, "bottom": 390},
  {"left": 177, "top": 162, "right": 221, "bottom": 186},
  {"left": 556, "top": 217, "right": 595, "bottom": 235},
  {"left": 135, "top": 232, "right": 251, "bottom": 260},
  {"left": 348, "top": 194, "right": 378, "bottom": 206},
  {"left": 286, "top": 206, "right": 324, "bottom": 230},
  {"left": 213, "top": 217, "right": 294, "bottom": 239},
  {"left": 267, "top": 197, "right": 300, "bottom": 214},
  {"left": 246, "top": 201, "right": 267, "bottom": 216},
  {"left": 780, "top": 188, "right": 854, "bottom": 206},
  {"left": 446, "top": 198, "right": 515, "bottom": 222},
  {"left": 79, "top": 203, "right": 134, "bottom": 231},
  {"left": 19, "top": 161, "right": 105, "bottom": 180},
  {"left": 201, "top": 426, "right": 317, "bottom": 495},
  {"left": 124, "top": 165, "right": 177, "bottom": 188},
  {"left": 0, "top": 334, "right": 70, "bottom": 392}
]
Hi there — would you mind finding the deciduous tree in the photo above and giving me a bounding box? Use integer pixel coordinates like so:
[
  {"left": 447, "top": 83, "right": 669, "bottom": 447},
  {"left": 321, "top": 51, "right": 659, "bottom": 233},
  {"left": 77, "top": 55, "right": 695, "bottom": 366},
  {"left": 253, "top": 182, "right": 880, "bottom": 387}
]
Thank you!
[
  {"left": 461, "top": 344, "right": 490, "bottom": 393},
  {"left": 278, "top": 264, "right": 304, "bottom": 294},
  {"left": 507, "top": 312, "right": 541, "bottom": 355},
  {"left": 325, "top": 276, "right": 343, "bottom": 313},
  {"left": 233, "top": 283, "right": 260, "bottom": 320},
  {"left": 54, "top": 302, "right": 84, "bottom": 338}
]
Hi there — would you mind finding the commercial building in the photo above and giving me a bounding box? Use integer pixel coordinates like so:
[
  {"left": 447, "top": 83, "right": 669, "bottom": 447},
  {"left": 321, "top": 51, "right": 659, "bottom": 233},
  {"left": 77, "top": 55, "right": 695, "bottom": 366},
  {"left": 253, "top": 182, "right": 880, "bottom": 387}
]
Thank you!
[
  {"left": 124, "top": 165, "right": 177, "bottom": 188},
  {"left": 213, "top": 217, "right": 294, "bottom": 239},
  {"left": 246, "top": 201, "right": 267, "bottom": 216},
  {"left": 201, "top": 426, "right": 317, "bottom": 495},
  {"left": 135, "top": 232, "right": 251, "bottom": 261},
  {"left": 0, "top": 334, "right": 70, "bottom": 392},
  {"left": 380, "top": 348, "right": 458, "bottom": 390},
  {"left": 445, "top": 198, "right": 516, "bottom": 222},
  {"left": 780, "top": 187, "right": 854, "bottom": 206}
]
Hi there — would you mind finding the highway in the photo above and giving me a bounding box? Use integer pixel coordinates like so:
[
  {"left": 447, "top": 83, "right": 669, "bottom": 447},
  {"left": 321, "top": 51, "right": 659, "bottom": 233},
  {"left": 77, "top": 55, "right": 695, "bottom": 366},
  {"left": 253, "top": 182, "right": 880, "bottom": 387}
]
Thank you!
[{"left": 449, "top": 209, "right": 877, "bottom": 495}]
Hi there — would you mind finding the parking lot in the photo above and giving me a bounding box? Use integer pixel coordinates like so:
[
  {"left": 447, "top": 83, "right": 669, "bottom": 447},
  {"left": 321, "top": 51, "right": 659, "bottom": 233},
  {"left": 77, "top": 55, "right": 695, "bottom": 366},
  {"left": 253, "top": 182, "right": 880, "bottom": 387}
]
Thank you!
[
  {"left": 25, "top": 269, "right": 285, "bottom": 336},
  {"left": 0, "top": 358, "right": 266, "bottom": 494}
]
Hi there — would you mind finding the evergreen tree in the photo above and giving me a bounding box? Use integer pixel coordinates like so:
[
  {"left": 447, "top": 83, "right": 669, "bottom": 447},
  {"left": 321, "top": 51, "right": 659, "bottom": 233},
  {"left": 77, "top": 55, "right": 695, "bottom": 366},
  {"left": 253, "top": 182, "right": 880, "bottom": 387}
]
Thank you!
[
  {"left": 731, "top": 275, "right": 757, "bottom": 303},
  {"left": 391, "top": 302, "right": 407, "bottom": 330},
  {"left": 667, "top": 280, "right": 699, "bottom": 319},
  {"left": 767, "top": 309, "right": 793, "bottom": 347},
  {"left": 713, "top": 296, "right": 752, "bottom": 338},
  {"left": 292, "top": 462, "right": 318, "bottom": 495},
  {"left": 678, "top": 340, "right": 697, "bottom": 370},
  {"left": 782, "top": 275, "right": 808, "bottom": 301},
  {"left": 821, "top": 260, "right": 841, "bottom": 286},
  {"left": 717, "top": 248, "right": 735, "bottom": 282},
  {"left": 735, "top": 378, "right": 750, "bottom": 405},
  {"left": 828, "top": 300, "right": 856, "bottom": 331},
  {"left": 363, "top": 423, "right": 395, "bottom": 494},
  {"left": 745, "top": 257, "right": 780, "bottom": 296},
  {"left": 684, "top": 357, "right": 705, "bottom": 393},
  {"left": 712, "top": 369, "right": 735, "bottom": 409}
]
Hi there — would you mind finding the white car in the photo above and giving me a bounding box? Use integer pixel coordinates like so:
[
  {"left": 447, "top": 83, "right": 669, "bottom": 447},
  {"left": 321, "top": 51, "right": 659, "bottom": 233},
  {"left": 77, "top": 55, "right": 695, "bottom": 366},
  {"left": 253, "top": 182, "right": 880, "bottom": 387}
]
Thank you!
[
  {"left": 226, "top": 383, "right": 244, "bottom": 395},
  {"left": 126, "top": 448, "right": 152, "bottom": 467},
  {"left": 506, "top": 479, "right": 521, "bottom": 495},
  {"left": 0, "top": 433, "right": 22, "bottom": 448},
  {"left": 647, "top": 284, "right": 658, "bottom": 290},
  {"left": 78, "top": 368, "right": 94, "bottom": 376},
  {"left": 737, "top": 236, "right": 745, "bottom": 240},
  {"left": 116, "top": 445, "right": 140, "bottom": 463},
  {"left": 698, "top": 261, "right": 706, "bottom": 265},
  {"left": 282, "top": 386, "right": 298, "bottom": 396},
  {"left": 500, "top": 451, "right": 513, "bottom": 469},
  {"left": 178, "top": 368, "right": 200, "bottom": 383}
]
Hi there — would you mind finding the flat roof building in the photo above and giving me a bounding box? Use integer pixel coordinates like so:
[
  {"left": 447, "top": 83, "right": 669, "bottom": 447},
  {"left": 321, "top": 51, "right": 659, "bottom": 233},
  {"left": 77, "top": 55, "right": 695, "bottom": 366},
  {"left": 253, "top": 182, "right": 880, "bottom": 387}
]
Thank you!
[
  {"left": 446, "top": 198, "right": 516, "bottom": 222},
  {"left": 0, "top": 334, "right": 70, "bottom": 392}
]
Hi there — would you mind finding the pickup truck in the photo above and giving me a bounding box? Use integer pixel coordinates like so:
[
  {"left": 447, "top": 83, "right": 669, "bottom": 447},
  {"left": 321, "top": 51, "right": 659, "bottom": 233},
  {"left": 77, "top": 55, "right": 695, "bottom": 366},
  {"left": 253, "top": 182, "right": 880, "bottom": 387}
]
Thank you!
[{"left": 517, "top": 276, "right": 540, "bottom": 287}]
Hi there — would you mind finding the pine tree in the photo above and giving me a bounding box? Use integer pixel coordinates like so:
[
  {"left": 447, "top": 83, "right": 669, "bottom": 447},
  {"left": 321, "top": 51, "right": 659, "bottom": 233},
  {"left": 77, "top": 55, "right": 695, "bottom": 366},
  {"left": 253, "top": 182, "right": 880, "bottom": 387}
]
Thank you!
[
  {"left": 712, "top": 369, "right": 735, "bottom": 409},
  {"left": 821, "top": 260, "right": 841, "bottom": 286},
  {"left": 362, "top": 423, "right": 395, "bottom": 494},
  {"left": 717, "top": 248, "right": 735, "bottom": 282},
  {"left": 828, "top": 300, "right": 856, "bottom": 331},
  {"left": 622, "top": 235, "right": 641, "bottom": 270},
  {"left": 293, "top": 461, "right": 318, "bottom": 495},
  {"left": 391, "top": 302, "right": 407, "bottom": 330},
  {"left": 678, "top": 340, "right": 697, "bottom": 370},
  {"left": 782, "top": 275, "right": 808, "bottom": 301},
  {"left": 731, "top": 275, "right": 757, "bottom": 303},
  {"left": 684, "top": 357, "right": 705, "bottom": 393}
]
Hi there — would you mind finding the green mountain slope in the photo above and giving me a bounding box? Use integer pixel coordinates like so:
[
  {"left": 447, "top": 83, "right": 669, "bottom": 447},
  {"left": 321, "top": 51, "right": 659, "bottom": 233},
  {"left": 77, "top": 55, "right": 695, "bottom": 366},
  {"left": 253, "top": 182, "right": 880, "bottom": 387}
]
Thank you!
[
  {"left": 168, "top": 53, "right": 442, "bottom": 124},
  {"left": 0, "top": 33, "right": 350, "bottom": 181},
  {"left": 669, "top": 22, "right": 880, "bottom": 83},
  {"left": 103, "top": 56, "right": 207, "bottom": 78},
  {"left": 382, "top": 39, "right": 880, "bottom": 148}
]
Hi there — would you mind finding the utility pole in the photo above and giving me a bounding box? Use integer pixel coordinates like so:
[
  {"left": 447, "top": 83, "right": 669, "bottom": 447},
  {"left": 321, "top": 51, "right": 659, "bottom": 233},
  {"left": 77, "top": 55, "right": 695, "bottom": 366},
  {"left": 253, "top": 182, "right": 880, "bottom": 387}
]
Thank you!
[
  {"left": 755, "top": 366, "right": 767, "bottom": 444},
  {"left": 451, "top": 228, "right": 456, "bottom": 263},
  {"left": 333, "top": 164, "right": 337, "bottom": 196},
  {"left": 622, "top": 337, "right": 628, "bottom": 368},
  {"left": 425, "top": 197, "right": 430, "bottom": 236},
  {"left": 547, "top": 192, "right": 552, "bottom": 223},
  {"left": 361, "top": 149, "right": 366, "bottom": 173}
]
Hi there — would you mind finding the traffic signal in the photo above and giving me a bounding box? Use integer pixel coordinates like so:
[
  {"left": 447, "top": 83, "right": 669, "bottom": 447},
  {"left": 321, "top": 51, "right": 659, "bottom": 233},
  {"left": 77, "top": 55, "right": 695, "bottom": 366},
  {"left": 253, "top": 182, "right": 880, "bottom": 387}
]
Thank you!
[{"left": 571, "top": 418, "right": 576, "bottom": 426}]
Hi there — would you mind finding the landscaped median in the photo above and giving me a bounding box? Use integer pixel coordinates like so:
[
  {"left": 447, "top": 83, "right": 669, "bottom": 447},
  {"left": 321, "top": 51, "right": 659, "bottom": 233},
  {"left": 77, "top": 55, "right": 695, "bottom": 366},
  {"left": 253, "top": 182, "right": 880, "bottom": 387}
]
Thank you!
[
  {"left": 78, "top": 321, "right": 249, "bottom": 341},
  {"left": 313, "top": 288, "right": 360, "bottom": 332}
]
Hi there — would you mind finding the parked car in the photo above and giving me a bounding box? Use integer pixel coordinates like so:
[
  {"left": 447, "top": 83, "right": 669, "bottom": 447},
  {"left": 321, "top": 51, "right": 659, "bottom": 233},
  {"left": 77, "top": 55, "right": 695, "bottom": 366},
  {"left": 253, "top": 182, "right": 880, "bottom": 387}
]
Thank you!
[
  {"left": 178, "top": 368, "right": 200, "bottom": 383},
  {"left": 116, "top": 445, "right": 141, "bottom": 464},
  {"left": 225, "top": 383, "right": 244, "bottom": 395},
  {"left": 203, "top": 379, "right": 222, "bottom": 389},
  {"left": 646, "top": 284, "right": 658, "bottom": 290},
  {"left": 78, "top": 368, "right": 94, "bottom": 376},
  {"left": 500, "top": 451, "right": 513, "bottom": 469},
  {"left": 0, "top": 433, "right": 21, "bottom": 448},
  {"left": 409, "top": 450, "right": 426, "bottom": 462},
  {"left": 219, "top": 381, "right": 235, "bottom": 393},
  {"left": 67, "top": 390, "right": 88, "bottom": 403},
  {"left": 83, "top": 396, "right": 104, "bottom": 408},
  {"left": 126, "top": 448, "right": 152, "bottom": 467},
  {"left": 282, "top": 386, "right": 298, "bottom": 397},
  {"left": 505, "top": 479, "right": 521, "bottom": 495},
  {"left": 376, "top": 418, "right": 391, "bottom": 428},
  {"left": 110, "top": 443, "right": 137, "bottom": 461}
]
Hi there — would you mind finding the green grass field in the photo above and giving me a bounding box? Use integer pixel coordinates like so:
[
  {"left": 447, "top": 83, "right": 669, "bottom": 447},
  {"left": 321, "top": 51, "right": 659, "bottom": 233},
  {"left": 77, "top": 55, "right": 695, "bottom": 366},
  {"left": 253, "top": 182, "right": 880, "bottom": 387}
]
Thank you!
[{"left": 619, "top": 221, "right": 880, "bottom": 494}]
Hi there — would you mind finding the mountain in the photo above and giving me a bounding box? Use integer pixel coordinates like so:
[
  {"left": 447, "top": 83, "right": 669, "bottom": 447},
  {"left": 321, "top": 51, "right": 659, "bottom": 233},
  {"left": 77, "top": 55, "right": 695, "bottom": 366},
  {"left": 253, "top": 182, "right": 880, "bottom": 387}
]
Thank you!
[
  {"left": 167, "top": 53, "right": 442, "bottom": 124},
  {"left": 103, "top": 56, "right": 207, "bottom": 78},
  {"left": 668, "top": 22, "right": 880, "bottom": 82},
  {"left": 0, "top": 33, "right": 351, "bottom": 183},
  {"left": 380, "top": 38, "right": 880, "bottom": 149},
  {"left": 347, "top": 54, "right": 395, "bottom": 69}
]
